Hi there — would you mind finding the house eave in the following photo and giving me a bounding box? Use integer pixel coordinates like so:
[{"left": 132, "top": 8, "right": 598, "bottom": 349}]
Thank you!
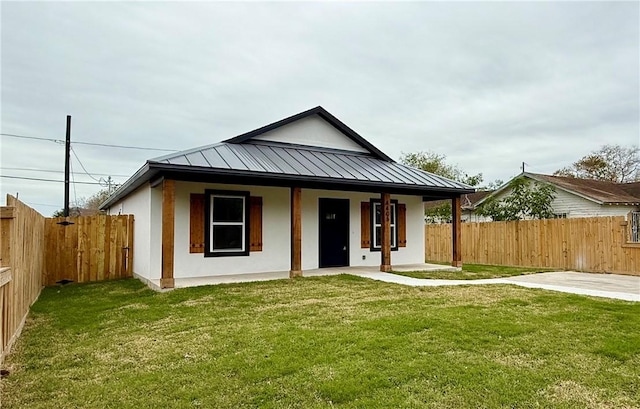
[
  {"left": 150, "top": 163, "right": 475, "bottom": 196},
  {"left": 101, "top": 162, "right": 475, "bottom": 209}
]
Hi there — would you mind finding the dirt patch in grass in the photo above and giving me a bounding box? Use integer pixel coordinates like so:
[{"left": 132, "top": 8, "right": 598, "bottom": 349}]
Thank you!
[{"left": 545, "top": 380, "right": 638, "bottom": 409}]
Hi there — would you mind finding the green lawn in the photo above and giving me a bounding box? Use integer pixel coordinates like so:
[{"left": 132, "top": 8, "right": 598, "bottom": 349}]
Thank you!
[
  {"left": 394, "top": 263, "right": 553, "bottom": 280},
  {"left": 2, "top": 276, "right": 639, "bottom": 408}
]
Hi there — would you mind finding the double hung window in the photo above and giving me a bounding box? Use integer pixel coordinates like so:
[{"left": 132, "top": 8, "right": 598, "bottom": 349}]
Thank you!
[
  {"left": 205, "top": 190, "right": 249, "bottom": 257},
  {"left": 371, "top": 199, "right": 398, "bottom": 251}
]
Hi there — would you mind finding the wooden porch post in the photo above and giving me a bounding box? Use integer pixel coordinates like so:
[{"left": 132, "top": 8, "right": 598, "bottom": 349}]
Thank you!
[
  {"left": 161, "top": 179, "right": 175, "bottom": 288},
  {"left": 452, "top": 195, "right": 462, "bottom": 268},
  {"left": 290, "top": 187, "right": 302, "bottom": 278},
  {"left": 380, "top": 192, "right": 391, "bottom": 272}
]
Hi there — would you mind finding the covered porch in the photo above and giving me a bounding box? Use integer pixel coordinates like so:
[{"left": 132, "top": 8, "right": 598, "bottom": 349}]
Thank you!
[{"left": 141, "top": 262, "right": 460, "bottom": 289}]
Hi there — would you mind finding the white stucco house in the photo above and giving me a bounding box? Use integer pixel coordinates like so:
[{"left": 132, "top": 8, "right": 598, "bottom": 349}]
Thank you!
[
  {"left": 101, "top": 107, "right": 473, "bottom": 289},
  {"left": 476, "top": 172, "right": 640, "bottom": 219}
]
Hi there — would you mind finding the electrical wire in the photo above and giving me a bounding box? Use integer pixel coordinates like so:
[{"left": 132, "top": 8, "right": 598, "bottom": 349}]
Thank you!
[
  {"left": 0, "top": 175, "right": 103, "bottom": 185},
  {"left": 70, "top": 146, "right": 101, "bottom": 183},
  {"left": 70, "top": 156, "right": 78, "bottom": 207},
  {"left": 73, "top": 140, "right": 177, "bottom": 152},
  {"left": 0, "top": 133, "right": 63, "bottom": 144},
  {"left": 1, "top": 132, "right": 178, "bottom": 151},
  {"left": 0, "top": 167, "right": 130, "bottom": 178},
  {"left": 24, "top": 202, "right": 61, "bottom": 208}
]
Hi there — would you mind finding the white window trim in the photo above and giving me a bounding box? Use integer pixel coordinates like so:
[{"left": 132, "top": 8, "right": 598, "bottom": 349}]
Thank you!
[
  {"left": 372, "top": 201, "right": 396, "bottom": 249},
  {"left": 209, "top": 194, "right": 246, "bottom": 253}
]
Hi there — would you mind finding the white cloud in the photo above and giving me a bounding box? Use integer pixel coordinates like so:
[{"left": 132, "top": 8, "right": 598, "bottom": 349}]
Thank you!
[{"left": 1, "top": 1, "right": 638, "bottom": 214}]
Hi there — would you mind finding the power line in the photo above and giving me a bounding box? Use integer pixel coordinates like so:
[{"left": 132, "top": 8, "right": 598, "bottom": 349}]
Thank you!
[
  {"left": 0, "top": 167, "right": 130, "bottom": 178},
  {"left": 73, "top": 140, "right": 177, "bottom": 152},
  {"left": 0, "top": 133, "right": 63, "bottom": 144},
  {"left": 1, "top": 132, "right": 178, "bottom": 151},
  {"left": 24, "top": 202, "right": 61, "bottom": 208},
  {"left": 70, "top": 155, "right": 78, "bottom": 206},
  {"left": 0, "top": 175, "right": 103, "bottom": 185},
  {"left": 71, "top": 147, "right": 101, "bottom": 183}
]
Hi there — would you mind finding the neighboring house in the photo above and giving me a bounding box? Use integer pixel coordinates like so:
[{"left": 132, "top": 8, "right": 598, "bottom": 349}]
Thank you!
[
  {"left": 476, "top": 172, "right": 640, "bottom": 219},
  {"left": 100, "top": 107, "right": 473, "bottom": 289},
  {"left": 424, "top": 191, "right": 493, "bottom": 223}
]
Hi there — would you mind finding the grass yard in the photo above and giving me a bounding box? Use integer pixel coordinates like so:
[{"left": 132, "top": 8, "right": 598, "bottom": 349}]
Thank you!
[
  {"left": 2, "top": 276, "right": 639, "bottom": 408},
  {"left": 394, "top": 263, "right": 553, "bottom": 280}
]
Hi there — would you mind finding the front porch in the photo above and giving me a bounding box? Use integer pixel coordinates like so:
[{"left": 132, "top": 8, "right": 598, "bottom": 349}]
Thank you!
[{"left": 140, "top": 263, "right": 460, "bottom": 289}]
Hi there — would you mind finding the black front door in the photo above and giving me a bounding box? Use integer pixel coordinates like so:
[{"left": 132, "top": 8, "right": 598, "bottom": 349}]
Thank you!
[{"left": 319, "top": 198, "right": 350, "bottom": 268}]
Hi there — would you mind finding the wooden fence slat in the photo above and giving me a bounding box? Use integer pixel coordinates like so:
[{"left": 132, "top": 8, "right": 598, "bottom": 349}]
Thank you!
[
  {"left": 44, "top": 214, "right": 134, "bottom": 285},
  {"left": 1, "top": 195, "right": 45, "bottom": 363},
  {"left": 426, "top": 216, "right": 639, "bottom": 276}
]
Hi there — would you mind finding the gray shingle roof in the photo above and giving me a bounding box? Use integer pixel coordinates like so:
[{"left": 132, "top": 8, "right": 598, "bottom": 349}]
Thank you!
[{"left": 151, "top": 140, "right": 471, "bottom": 191}]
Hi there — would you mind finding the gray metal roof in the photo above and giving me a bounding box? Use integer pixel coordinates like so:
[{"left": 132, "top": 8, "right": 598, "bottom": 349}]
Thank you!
[
  {"left": 100, "top": 107, "right": 474, "bottom": 210},
  {"left": 151, "top": 140, "right": 471, "bottom": 191}
]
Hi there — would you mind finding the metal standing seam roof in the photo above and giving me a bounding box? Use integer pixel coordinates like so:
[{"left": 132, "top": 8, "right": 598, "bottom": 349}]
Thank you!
[
  {"left": 99, "top": 106, "right": 476, "bottom": 210},
  {"left": 151, "top": 140, "right": 472, "bottom": 191}
]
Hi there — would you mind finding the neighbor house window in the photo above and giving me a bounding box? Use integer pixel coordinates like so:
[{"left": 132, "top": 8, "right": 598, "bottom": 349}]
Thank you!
[
  {"left": 553, "top": 213, "right": 567, "bottom": 219},
  {"left": 371, "top": 199, "right": 398, "bottom": 251},
  {"left": 631, "top": 212, "right": 640, "bottom": 243},
  {"left": 205, "top": 190, "right": 250, "bottom": 257}
]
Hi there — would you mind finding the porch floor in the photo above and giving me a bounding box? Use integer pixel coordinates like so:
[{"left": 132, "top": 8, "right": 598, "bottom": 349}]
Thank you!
[{"left": 153, "top": 263, "right": 459, "bottom": 288}]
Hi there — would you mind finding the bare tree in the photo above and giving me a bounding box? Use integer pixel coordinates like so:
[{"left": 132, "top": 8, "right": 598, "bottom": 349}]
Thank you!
[{"left": 554, "top": 144, "right": 639, "bottom": 183}]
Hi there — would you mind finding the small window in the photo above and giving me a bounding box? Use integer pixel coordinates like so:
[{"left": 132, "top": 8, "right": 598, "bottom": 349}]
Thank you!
[
  {"left": 371, "top": 199, "right": 398, "bottom": 251},
  {"left": 205, "top": 190, "right": 250, "bottom": 257},
  {"left": 553, "top": 213, "right": 567, "bottom": 219}
]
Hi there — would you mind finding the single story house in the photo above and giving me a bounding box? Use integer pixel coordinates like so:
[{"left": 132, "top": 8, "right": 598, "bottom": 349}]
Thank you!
[
  {"left": 101, "top": 107, "right": 474, "bottom": 289},
  {"left": 476, "top": 172, "right": 640, "bottom": 219}
]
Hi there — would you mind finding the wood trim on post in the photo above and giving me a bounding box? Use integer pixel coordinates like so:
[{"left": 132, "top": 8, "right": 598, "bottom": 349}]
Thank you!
[
  {"left": 452, "top": 195, "right": 462, "bottom": 268},
  {"left": 290, "top": 187, "right": 302, "bottom": 277},
  {"left": 161, "top": 179, "right": 175, "bottom": 288},
  {"left": 397, "top": 203, "right": 407, "bottom": 247},
  {"left": 249, "top": 196, "right": 263, "bottom": 252},
  {"left": 380, "top": 193, "right": 391, "bottom": 272},
  {"left": 360, "top": 202, "right": 371, "bottom": 248},
  {"left": 189, "top": 194, "right": 205, "bottom": 253}
]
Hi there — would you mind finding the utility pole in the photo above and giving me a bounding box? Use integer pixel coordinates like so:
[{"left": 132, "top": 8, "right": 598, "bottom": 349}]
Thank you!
[
  {"left": 64, "top": 115, "right": 71, "bottom": 217},
  {"left": 522, "top": 162, "right": 526, "bottom": 173}
]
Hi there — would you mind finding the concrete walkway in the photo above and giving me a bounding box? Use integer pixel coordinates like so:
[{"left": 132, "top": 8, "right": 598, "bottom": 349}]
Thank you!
[
  {"left": 352, "top": 271, "right": 640, "bottom": 302},
  {"left": 155, "top": 263, "right": 639, "bottom": 302},
  {"left": 166, "top": 263, "right": 457, "bottom": 289}
]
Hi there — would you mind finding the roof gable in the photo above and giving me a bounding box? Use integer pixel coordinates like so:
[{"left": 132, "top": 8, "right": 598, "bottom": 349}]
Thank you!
[{"left": 223, "top": 106, "right": 393, "bottom": 162}]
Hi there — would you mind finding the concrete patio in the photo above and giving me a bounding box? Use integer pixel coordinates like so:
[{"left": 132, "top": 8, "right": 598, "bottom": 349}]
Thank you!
[{"left": 163, "top": 263, "right": 458, "bottom": 288}]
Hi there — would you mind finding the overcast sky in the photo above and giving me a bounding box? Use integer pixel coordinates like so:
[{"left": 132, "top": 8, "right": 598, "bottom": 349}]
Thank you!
[{"left": 2, "top": 1, "right": 638, "bottom": 216}]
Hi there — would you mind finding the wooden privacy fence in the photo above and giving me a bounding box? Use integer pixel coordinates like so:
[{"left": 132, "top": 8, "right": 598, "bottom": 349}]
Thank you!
[
  {"left": 0, "top": 195, "right": 45, "bottom": 363},
  {"left": 45, "top": 214, "right": 134, "bottom": 286},
  {"left": 426, "top": 216, "right": 640, "bottom": 275}
]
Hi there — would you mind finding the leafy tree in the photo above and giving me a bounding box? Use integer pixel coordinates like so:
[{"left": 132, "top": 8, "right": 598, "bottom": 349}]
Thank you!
[
  {"left": 554, "top": 144, "right": 639, "bottom": 183},
  {"left": 424, "top": 202, "right": 454, "bottom": 224},
  {"left": 51, "top": 188, "right": 113, "bottom": 217},
  {"left": 476, "top": 177, "right": 556, "bottom": 221},
  {"left": 401, "top": 151, "right": 486, "bottom": 223},
  {"left": 83, "top": 189, "right": 112, "bottom": 210},
  {"left": 480, "top": 179, "right": 504, "bottom": 191},
  {"left": 400, "top": 151, "right": 483, "bottom": 187}
]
